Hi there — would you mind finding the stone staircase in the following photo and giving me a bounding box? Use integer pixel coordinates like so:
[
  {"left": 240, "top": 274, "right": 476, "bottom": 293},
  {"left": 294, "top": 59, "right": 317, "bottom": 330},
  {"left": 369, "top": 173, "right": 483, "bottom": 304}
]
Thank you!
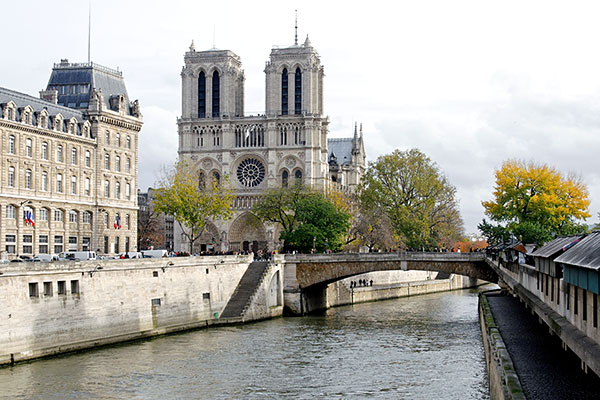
[{"left": 219, "top": 260, "right": 270, "bottom": 319}]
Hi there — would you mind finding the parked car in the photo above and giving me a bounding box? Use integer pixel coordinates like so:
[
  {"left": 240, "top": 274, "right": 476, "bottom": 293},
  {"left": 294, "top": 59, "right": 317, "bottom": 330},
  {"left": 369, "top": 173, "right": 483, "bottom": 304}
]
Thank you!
[
  {"left": 32, "top": 254, "right": 59, "bottom": 262},
  {"left": 119, "top": 252, "right": 143, "bottom": 259},
  {"left": 141, "top": 249, "right": 168, "bottom": 258},
  {"left": 57, "top": 251, "right": 97, "bottom": 261}
]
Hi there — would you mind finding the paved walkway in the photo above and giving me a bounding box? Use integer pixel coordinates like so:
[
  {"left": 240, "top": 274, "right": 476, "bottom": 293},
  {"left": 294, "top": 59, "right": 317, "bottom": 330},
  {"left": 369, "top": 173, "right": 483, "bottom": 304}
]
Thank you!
[{"left": 485, "top": 291, "right": 600, "bottom": 400}]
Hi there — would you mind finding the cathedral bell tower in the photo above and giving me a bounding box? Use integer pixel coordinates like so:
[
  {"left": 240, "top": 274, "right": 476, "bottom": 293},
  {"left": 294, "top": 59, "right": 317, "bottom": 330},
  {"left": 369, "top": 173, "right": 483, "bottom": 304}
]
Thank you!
[
  {"left": 181, "top": 43, "right": 245, "bottom": 120},
  {"left": 265, "top": 35, "right": 324, "bottom": 118}
]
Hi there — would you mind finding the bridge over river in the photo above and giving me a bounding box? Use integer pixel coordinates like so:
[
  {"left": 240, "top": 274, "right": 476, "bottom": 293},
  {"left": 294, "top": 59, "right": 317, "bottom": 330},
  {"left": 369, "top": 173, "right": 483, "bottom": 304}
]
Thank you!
[{"left": 281, "top": 252, "right": 497, "bottom": 315}]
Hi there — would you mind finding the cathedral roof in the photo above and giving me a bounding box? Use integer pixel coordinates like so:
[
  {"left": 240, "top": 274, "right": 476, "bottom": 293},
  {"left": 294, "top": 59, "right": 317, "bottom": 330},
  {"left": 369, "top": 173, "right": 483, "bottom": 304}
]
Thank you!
[
  {"left": 328, "top": 138, "right": 354, "bottom": 165},
  {"left": 46, "top": 59, "right": 132, "bottom": 114}
]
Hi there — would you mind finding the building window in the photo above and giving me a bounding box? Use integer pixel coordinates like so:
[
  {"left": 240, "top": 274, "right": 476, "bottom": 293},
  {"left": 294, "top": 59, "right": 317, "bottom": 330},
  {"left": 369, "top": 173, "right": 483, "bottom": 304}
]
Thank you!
[
  {"left": 39, "top": 235, "right": 49, "bottom": 254},
  {"left": 57, "top": 281, "right": 66, "bottom": 295},
  {"left": 125, "top": 236, "right": 130, "bottom": 252},
  {"left": 105, "top": 154, "right": 110, "bottom": 170},
  {"left": 198, "top": 71, "right": 206, "bottom": 118},
  {"left": 212, "top": 70, "right": 220, "bottom": 117},
  {"left": 69, "top": 210, "right": 78, "bottom": 223},
  {"left": 115, "top": 155, "right": 121, "bottom": 172},
  {"left": 116, "top": 132, "right": 121, "bottom": 146},
  {"left": 44, "top": 282, "right": 53, "bottom": 297},
  {"left": 26, "top": 138, "right": 32, "bottom": 157},
  {"left": 5, "top": 234, "right": 16, "bottom": 254},
  {"left": 104, "top": 236, "right": 109, "bottom": 254},
  {"left": 85, "top": 177, "right": 91, "bottom": 196},
  {"left": 8, "top": 135, "right": 15, "bottom": 154},
  {"left": 57, "top": 174, "right": 63, "bottom": 193},
  {"left": 126, "top": 158, "right": 131, "bottom": 173},
  {"left": 115, "top": 182, "right": 121, "bottom": 199},
  {"left": 57, "top": 145, "right": 63, "bottom": 162},
  {"left": 104, "top": 180, "right": 110, "bottom": 198},
  {"left": 71, "top": 148, "right": 77, "bottom": 165},
  {"left": 294, "top": 67, "right": 302, "bottom": 114},
  {"left": 29, "top": 282, "right": 39, "bottom": 298},
  {"left": 25, "top": 169, "right": 32, "bottom": 189},
  {"left": 40, "top": 208, "right": 48, "bottom": 221},
  {"left": 115, "top": 236, "right": 120, "bottom": 253},
  {"left": 125, "top": 214, "right": 130, "bottom": 229},
  {"left": 152, "top": 298, "right": 161, "bottom": 306},
  {"left": 71, "top": 176, "right": 77, "bottom": 195},
  {"left": 105, "top": 130, "right": 110, "bottom": 144},
  {"left": 42, "top": 142, "right": 48, "bottom": 160},
  {"left": 6, "top": 205, "right": 16, "bottom": 219},
  {"left": 23, "top": 234, "right": 33, "bottom": 254},
  {"left": 41, "top": 171, "right": 48, "bottom": 191},
  {"left": 8, "top": 166, "right": 15, "bottom": 187},
  {"left": 295, "top": 170, "right": 303, "bottom": 183},
  {"left": 281, "top": 68, "right": 288, "bottom": 115},
  {"left": 54, "top": 235, "right": 63, "bottom": 253},
  {"left": 82, "top": 237, "right": 90, "bottom": 251},
  {"left": 282, "top": 170, "right": 289, "bottom": 187},
  {"left": 104, "top": 212, "right": 109, "bottom": 228},
  {"left": 83, "top": 211, "right": 91, "bottom": 224},
  {"left": 85, "top": 150, "right": 91, "bottom": 167},
  {"left": 54, "top": 209, "right": 63, "bottom": 222},
  {"left": 70, "top": 280, "right": 80, "bottom": 294},
  {"left": 126, "top": 182, "right": 131, "bottom": 199},
  {"left": 69, "top": 236, "right": 78, "bottom": 251},
  {"left": 126, "top": 136, "right": 131, "bottom": 149}
]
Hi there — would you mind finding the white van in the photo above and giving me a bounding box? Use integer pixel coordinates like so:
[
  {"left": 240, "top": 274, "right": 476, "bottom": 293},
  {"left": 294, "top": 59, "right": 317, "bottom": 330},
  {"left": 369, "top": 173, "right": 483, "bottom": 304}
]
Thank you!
[
  {"left": 58, "top": 251, "right": 97, "bottom": 261},
  {"left": 141, "top": 249, "right": 168, "bottom": 258},
  {"left": 119, "top": 251, "right": 143, "bottom": 259}
]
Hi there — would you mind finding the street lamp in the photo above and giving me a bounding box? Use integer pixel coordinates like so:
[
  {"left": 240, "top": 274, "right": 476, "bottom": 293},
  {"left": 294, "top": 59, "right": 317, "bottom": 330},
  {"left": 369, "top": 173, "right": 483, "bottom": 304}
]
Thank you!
[{"left": 312, "top": 236, "right": 316, "bottom": 254}]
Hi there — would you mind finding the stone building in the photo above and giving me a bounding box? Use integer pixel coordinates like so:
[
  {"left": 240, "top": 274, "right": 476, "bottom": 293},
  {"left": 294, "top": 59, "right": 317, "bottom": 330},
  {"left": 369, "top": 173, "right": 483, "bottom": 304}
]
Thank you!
[
  {"left": 137, "top": 188, "right": 175, "bottom": 251},
  {"left": 0, "top": 60, "right": 142, "bottom": 259},
  {"left": 175, "top": 35, "right": 365, "bottom": 253}
]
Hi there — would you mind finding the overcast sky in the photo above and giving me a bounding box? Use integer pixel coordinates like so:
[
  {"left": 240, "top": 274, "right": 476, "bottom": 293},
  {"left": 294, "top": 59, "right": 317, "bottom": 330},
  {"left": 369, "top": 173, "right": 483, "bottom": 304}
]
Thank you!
[{"left": 3, "top": 0, "right": 599, "bottom": 234}]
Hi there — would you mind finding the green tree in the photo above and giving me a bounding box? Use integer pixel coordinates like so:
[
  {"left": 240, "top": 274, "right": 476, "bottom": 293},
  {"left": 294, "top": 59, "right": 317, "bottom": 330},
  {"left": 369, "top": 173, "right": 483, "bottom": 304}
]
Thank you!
[
  {"left": 358, "top": 148, "right": 464, "bottom": 249},
  {"left": 153, "top": 159, "right": 234, "bottom": 253},
  {"left": 252, "top": 185, "right": 350, "bottom": 253},
  {"left": 481, "top": 160, "right": 591, "bottom": 245}
]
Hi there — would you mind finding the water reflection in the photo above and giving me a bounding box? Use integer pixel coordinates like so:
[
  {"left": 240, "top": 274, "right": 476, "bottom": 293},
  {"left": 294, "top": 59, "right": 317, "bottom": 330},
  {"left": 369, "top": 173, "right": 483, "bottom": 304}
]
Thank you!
[{"left": 1, "top": 288, "right": 490, "bottom": 399}]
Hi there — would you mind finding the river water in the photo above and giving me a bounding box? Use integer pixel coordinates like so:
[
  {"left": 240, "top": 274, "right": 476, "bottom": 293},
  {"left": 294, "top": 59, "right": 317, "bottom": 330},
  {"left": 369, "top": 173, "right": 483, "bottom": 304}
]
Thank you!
[{"left": 0, "top": 288, "right": 490, "bottom": 399}]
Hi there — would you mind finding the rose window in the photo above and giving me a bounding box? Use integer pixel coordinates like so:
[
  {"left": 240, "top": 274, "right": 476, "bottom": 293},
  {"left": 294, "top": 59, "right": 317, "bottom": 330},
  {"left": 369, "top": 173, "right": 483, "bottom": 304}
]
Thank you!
[{"left": 237, "top": 158, "right": 265, "bottom": 187}]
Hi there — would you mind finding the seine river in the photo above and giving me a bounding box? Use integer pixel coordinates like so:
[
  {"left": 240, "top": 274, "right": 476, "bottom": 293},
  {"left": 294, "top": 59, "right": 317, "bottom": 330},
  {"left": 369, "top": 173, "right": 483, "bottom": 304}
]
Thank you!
[{"left": 0, "top": 288, "right": 490, "bottom": 399}]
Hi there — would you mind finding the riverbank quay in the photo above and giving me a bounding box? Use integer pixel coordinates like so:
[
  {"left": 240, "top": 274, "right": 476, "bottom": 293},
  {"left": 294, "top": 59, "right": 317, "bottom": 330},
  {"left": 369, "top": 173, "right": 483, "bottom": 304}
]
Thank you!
[{"left": 481, "top": 290, "right": 600, "bottom": 400}]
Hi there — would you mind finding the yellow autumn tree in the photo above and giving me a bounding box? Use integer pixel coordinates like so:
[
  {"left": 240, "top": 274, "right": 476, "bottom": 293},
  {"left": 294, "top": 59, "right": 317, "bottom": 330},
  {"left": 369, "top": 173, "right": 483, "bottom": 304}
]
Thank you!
[
  {"left": 480, "top": 160, "right": 590, "bottom": 244},
  {"left": 153, "top": 159, "right": 234, "bottom": 253}
]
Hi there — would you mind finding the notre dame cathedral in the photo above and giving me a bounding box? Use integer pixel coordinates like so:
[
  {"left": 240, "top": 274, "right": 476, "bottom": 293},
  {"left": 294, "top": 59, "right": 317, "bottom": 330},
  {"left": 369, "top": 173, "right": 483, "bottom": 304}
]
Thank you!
[{"left": 174, "top": 33, "right": 365, "bottom": 253}]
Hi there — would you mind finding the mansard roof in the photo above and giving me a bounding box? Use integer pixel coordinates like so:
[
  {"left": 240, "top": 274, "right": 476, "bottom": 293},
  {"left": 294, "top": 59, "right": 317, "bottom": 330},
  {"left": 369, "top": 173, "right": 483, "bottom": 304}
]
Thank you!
[
  {"left": 46, "top": 60, "right": 132, "bottom": 114},
  {"left": 0, "top": 86, "right": 84, "bottom": 122}
]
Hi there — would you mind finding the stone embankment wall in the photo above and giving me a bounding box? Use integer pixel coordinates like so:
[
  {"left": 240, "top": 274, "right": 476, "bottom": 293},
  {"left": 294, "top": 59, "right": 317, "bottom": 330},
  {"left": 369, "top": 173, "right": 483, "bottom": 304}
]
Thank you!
[
  {"left": 0, "top": 255, "right": 255, "bottom": 366},
  {"left": 326, "top": 271, "right": 482, "bottom": 308},
  {"left": 478, "top": 291, "right": 525, "bottom": 400}
]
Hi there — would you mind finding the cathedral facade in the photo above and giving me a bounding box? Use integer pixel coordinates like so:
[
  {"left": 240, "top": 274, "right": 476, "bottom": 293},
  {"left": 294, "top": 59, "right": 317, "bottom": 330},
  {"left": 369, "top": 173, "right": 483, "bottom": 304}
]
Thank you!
[{"left": 175, "top": 36, "right": 365, "bottom": 253}]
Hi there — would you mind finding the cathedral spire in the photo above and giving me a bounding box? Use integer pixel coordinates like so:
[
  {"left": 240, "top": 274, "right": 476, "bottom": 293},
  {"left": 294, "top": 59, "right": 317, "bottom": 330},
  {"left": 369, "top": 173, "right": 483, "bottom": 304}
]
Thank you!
[{"left": 294, "top": 10, "right": 298, "bottom": 45}]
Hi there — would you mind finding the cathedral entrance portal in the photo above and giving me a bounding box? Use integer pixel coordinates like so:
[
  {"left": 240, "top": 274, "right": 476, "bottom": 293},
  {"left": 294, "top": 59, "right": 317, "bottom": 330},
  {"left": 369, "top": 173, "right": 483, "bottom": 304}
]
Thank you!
[{"left": 229, "top": 213, "right": 267, "bottom": 253}]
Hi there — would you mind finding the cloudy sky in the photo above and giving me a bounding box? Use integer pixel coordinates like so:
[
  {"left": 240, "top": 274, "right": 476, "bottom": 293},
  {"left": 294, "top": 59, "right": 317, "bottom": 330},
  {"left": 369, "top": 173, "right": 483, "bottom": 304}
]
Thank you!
[{"left": 2, "top": 0, "right": 599, "bottom": 234}]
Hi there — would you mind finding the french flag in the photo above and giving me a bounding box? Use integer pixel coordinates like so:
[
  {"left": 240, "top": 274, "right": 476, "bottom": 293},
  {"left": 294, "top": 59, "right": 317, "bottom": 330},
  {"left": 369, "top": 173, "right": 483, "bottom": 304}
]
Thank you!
[
  {"left": 114, "top": 214, "right": 122, "bottom": 229},
  {"left": 25, "top": 210, "right": 35, "bottom": 226}
]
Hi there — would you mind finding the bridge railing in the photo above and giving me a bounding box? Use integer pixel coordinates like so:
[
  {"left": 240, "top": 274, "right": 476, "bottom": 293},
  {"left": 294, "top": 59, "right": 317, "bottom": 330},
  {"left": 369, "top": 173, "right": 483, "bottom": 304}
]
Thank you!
[{"left": 284, "top": 251, "right": 486, "bottom": 263}]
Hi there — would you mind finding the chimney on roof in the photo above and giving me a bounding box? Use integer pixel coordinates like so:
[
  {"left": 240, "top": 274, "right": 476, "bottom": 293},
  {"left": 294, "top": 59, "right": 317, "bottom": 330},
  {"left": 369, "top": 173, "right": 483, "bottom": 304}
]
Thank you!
[{"left": 39, "top": 89, "right": 58, "bottom": 104}]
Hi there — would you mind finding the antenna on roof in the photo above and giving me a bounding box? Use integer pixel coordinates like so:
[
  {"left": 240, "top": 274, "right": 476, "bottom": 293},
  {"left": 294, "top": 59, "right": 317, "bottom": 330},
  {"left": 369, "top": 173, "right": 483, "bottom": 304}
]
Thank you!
[
  {"left": 294, "top": 10, "right": 298, "bottom": 45},
  {"left": 87, "top": 0, "right": 92, "bottom": 62}
]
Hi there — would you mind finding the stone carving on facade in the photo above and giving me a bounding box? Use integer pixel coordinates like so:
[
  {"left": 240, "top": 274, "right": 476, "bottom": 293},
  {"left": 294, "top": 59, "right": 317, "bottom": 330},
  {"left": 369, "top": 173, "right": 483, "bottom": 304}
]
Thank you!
[
  {"left": 298, "top": 151, "right": 305, "bottom": 159},
  {"left": 230, "top": 151, "right": 237, "bottom": 159},
  {"left": 276, "top": 151, "right": 283, "bottom": 160},
  {"left": 202, "top": 159, "right": 213, "bottom": 169},
  {"left": 191, "top": 155, "right": 198, "bottom": 161},
  {"left": 217, "top": 154, "right": 222, "bottom": 162},
  {"left": 130, "top": 100, "right": 142, "bottom": 118},
  {"left": 285, "top": 157, "right": 296, "bottom": 168}
]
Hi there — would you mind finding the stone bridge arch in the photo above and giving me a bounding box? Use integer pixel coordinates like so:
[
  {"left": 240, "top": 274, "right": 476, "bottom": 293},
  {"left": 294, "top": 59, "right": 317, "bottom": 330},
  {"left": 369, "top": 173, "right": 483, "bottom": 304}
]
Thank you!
[{"left": 281, "top": 252, "right": 497, "bottom": 315}]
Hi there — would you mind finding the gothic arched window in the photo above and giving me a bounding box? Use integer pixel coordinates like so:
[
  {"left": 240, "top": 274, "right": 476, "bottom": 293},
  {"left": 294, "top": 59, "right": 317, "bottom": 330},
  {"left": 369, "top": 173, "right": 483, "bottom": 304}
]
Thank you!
[
  {"left": 198, "top": 71, "right": 206, "bottom": 118},
  {"left": 281, "top": 68, "right": 288, "bottom": 115},
  {"left": 213, "top": 171, "right": 220, "bottom": 185},
  {"left": 198, "top": 172, "right": 206, "bottom": 189},
  {"left": 282, "top": 170, "right": 289, "bottom": 187},
  {"left": 212, "top": 70, "right": 220, "bottom": 117},
  {"left": 294, "top": 67, "right": 302, "bottom": 115},
  {"left": 295, "top": 169, "right": 303, "bottom": 184}
]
